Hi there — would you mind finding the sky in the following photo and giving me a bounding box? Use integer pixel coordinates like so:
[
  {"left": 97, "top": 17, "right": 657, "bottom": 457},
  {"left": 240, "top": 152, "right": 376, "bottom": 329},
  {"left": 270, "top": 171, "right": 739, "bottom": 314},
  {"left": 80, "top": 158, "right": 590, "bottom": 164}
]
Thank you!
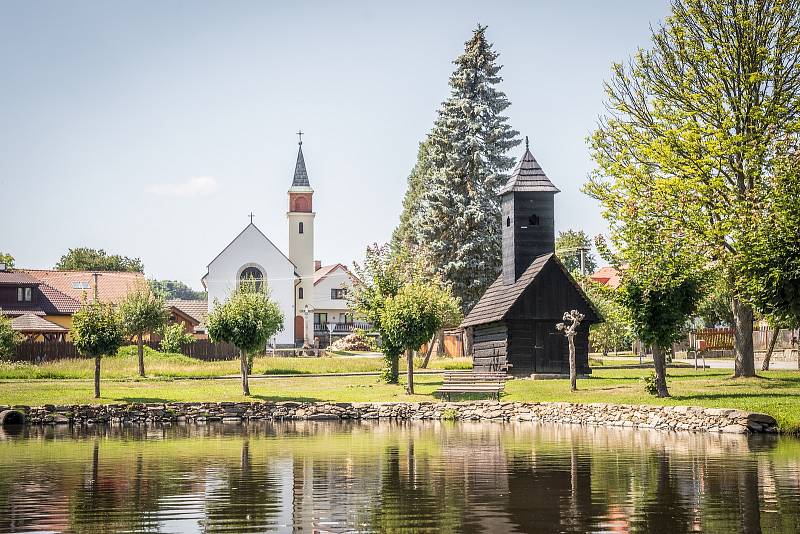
[{"left": 1, "top": 1, "right": 671, "bottom": 290}]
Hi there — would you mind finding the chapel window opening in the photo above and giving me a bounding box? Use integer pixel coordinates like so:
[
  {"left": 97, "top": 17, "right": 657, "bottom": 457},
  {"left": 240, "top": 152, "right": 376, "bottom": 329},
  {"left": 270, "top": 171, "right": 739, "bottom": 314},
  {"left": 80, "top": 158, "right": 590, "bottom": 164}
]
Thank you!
[{"left": 239, "top": 266, "right": 265, "bottom": 292}]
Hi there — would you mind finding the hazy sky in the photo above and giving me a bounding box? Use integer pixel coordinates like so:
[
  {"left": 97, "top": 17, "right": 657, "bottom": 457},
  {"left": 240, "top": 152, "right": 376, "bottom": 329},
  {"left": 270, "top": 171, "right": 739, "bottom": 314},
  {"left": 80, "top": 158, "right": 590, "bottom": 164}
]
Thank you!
[{"left": 1, "top": 1, "right": 670, "bottom": 290}]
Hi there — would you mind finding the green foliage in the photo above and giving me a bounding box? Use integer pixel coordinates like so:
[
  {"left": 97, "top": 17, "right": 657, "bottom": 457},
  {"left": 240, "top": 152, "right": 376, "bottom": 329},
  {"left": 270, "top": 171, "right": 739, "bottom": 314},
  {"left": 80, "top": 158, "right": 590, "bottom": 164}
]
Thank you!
[
  {"left": 584, "top": 282, "right": 634, "bottom": 355},
  {"left": 0, "top": 252, "right": 14, "bottom": 269},
  {"left": 736, "top": 146, "right": 800, "bottom": 325},
  {"left": 642, "top": 371, "right": 659, "bottom": 396},
  {"left": 55, "top": 247, "right": 144, "bottom": 272},
  {"left": 351, "top": 244, "right": 461, "bottom": 382},
  {"left": 586, "top": 0, "right": 800, "bottom": 374},
  {"left": 441, "top": 408, "right": 458, "bottom": 421},
  {"left": 393, "top": 25, "right": 520, "bottom": 312},
  {"left": 381, "top": 282, "right": 461, "bottom": 356},
  {"left": 118, "top": 285, "right": 168, "bottom": 338},
  {"left": 207, "top": 285, "right": 284, "bottom": 355},
  {"left": 695, "top": 273, "right": 734, "bottom": 327},
  {"left": 0, "top": 314, "right": 22, "bottom": 361},
  {"left": 159, "top": 323, "right": 195, "bottom": 354},
  {"left": 71, "top": 303, "right": 125, "bottom": 358},
  {"left": 149, "top": 279, "right": 207, "bottom": 300},
  {"left": 555, "top": 230, "right": 597, "bottom": 276}
]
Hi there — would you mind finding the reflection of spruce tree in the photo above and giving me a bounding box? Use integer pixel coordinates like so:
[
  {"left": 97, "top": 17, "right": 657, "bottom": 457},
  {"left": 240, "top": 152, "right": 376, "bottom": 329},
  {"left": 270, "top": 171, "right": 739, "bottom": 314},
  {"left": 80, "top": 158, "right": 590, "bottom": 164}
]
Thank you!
[
  {"left": 366, "top": 444, "right": 465, "bottom": 533},
  {"left": 201, "top": 440, "right": 280, "bottom": 532}
]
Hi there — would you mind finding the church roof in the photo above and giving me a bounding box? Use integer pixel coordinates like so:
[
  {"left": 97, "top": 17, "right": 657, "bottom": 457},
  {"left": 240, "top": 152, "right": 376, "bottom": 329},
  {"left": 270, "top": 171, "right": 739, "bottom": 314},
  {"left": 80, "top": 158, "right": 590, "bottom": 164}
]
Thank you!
[
  {"left": 461, "top": 253, "right": 600, "bottom": 328},
  {"left": 499, "top": 137, "right": 560, "bottom": 195},
  {"left": 292, "top": 144, "right": 311, "bottom": 187}
]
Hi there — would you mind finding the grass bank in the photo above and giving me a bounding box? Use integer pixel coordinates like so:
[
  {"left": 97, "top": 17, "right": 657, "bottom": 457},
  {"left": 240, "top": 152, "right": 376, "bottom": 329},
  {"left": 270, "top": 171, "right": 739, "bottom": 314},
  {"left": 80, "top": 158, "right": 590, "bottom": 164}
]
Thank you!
[
  {"left": 1, "top": 367, "right": 799, "bottom": 434},
  {"left": 0, "top": 346, "right": 471, "bottom": 380}
]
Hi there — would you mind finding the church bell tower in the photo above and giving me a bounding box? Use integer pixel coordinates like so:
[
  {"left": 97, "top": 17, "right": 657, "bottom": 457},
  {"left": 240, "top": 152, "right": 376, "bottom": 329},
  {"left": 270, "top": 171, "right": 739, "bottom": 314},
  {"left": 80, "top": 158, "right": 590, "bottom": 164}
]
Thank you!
[
  {"left": 501, "top": 137, "right": 560, "bottom": 285},
  {"left": 288, "top": 132, "right": 315, "bottom": 345}
]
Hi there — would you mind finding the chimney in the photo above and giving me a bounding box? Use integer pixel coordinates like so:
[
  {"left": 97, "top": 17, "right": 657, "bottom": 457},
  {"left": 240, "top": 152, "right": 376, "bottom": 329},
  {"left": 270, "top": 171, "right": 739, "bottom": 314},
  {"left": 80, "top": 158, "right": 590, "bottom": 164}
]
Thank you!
[{"left": 314, "top": 260, "right": 322, "bottom": 271}]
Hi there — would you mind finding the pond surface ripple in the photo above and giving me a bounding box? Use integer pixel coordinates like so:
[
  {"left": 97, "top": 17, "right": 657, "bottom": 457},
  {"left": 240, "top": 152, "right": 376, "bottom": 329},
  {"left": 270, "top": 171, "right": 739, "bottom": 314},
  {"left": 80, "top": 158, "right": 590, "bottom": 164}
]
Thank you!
[{"left": 0, "top": 421, "right": 799, "bottom": 533}]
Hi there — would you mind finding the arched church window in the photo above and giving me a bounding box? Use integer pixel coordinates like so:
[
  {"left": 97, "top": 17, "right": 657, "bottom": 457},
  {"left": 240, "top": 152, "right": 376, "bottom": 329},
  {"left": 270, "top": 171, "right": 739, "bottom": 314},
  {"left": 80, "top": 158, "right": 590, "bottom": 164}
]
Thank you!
[
  {"left": 240, "top": 266, "right": 264, "bottom": 292},
  {"left": 299, "top": 222, "right": 304, "bottom": 234}
]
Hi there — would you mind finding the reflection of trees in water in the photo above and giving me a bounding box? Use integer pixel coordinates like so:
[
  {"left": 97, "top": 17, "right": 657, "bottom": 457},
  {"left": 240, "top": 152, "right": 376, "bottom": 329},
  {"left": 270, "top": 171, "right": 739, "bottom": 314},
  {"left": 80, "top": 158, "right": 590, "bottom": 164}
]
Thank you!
[{"left": 200, "top": 439, "right": 281, "bottom": 532}]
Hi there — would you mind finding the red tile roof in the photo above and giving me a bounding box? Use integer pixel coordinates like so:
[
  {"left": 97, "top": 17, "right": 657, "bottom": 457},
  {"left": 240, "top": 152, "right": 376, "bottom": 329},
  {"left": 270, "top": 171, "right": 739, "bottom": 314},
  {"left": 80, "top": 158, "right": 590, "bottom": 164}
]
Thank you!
[
  {"left": 11, "top": 313, "right": 68, "bottom": 333},
  {"left": 23, "top": 270, "right": 146, "bottom": 305},
  {"left": 590, "top": 266, "right": 622, "bottom": 289},
  {"left": 313, "top": 264, "right": 353, "bottom": 286}
]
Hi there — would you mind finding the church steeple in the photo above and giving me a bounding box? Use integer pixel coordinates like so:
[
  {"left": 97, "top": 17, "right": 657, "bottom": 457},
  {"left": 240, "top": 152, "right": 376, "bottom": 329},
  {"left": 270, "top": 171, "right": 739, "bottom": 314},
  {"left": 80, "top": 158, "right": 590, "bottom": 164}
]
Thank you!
[
  {"left": 291, "top": 135, "right": 311, "bottom": 188},
  {"left": 501, "top": 137, "right": 559, "bottom": 284}
]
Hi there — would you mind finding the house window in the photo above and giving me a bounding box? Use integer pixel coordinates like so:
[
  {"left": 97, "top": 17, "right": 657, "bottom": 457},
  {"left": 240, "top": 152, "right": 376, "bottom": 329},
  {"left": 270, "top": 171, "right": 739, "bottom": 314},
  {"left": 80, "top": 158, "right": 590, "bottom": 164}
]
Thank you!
[
  {"left": 331, "top": 288, "right": 346, "bottom": 300},
  {"left": 299, "top": 222, "right": 304, "bottom": 234},
  {"left": 341, "top": 313, "right": 352, "bottom": 324},
  {"left": 314, "top": 312, "right": 328, "bottom": 326},
  {"left": 298, "top": 287, "right": 304, "bottom": 299},
  {"left": 239, "top": 266, "right": 265, "bottom": 291},
  {"left": 17, "top": 287, "right": 32, "bottom": 302}
]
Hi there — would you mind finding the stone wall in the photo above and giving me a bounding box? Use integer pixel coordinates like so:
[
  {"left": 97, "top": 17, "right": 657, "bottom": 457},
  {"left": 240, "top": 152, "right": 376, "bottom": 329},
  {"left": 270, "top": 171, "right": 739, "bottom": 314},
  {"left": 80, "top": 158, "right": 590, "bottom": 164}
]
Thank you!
[{"left": 0, "top": 401, "right": 779, "bottom": 434}]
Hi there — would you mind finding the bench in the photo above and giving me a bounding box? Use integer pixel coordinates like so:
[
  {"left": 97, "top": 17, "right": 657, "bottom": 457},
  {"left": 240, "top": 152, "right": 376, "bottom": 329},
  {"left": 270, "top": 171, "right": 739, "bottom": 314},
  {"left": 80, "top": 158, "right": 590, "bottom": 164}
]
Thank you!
[{"left": 436, "top": 371, "right": 508, "bottom": 401}]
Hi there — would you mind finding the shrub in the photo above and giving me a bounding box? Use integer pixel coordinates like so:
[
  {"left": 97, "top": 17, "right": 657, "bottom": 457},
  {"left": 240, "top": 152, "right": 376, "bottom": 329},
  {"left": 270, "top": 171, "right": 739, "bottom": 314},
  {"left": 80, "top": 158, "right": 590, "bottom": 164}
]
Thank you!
[
  {"left": 643, "top": 371, "right": 660, "bottom": 396},
  {"left": 0, "top": 314, "right": 21, "bottom": 361},
  {"left": 159, "top": 323, "right": 195, "bottom": 354}
]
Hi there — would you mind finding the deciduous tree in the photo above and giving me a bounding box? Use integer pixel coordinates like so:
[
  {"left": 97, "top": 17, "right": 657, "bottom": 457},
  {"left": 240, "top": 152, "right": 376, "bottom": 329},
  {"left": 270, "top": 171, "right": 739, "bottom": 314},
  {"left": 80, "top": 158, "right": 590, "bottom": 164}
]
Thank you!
[
  {"left": 0, "top": 314, "right": 22, "bottom": 361},
  {"left": 587, "top": 0, "right": 800, "bottom": 377},
  {"left": 118, "top": 286, "right": 168, "bottom": 376},
  {"left": 56, "top": 247, "right": 144, "bottom": 272},
  {"left": 207, "top": 283, "right": 283, "bottom": 396},
  {"left": 71, "top": 302, "right": 125, "bottom": 398},
  {"left": 555, "top": 230, "right": 597, "bottom": 277}
]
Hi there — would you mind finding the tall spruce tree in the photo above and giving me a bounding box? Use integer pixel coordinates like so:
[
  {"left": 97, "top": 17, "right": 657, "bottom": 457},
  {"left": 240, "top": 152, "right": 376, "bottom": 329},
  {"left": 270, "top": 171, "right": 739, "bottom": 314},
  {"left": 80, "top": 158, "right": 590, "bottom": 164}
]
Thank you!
[{"left": 399, "top": 25, "right": 520, "bottom": 312}]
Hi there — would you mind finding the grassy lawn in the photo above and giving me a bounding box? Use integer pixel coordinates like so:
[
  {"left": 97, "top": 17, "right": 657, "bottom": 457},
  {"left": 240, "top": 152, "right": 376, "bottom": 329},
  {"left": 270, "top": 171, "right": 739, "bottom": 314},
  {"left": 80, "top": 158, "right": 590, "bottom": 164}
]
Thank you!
[
  {"left": 0, "top": 346, "right": 471, "bottom": 380},
  {"left": 2, "top": 366, "right": 800, "bottom": 433}
]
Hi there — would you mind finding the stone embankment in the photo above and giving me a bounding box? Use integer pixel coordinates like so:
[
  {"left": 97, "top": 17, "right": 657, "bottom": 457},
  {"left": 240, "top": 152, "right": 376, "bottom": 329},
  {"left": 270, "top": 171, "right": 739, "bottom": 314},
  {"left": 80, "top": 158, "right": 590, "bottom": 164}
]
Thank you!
[{"left": 0, "top": 401, "right": 779, "bottom": 434}]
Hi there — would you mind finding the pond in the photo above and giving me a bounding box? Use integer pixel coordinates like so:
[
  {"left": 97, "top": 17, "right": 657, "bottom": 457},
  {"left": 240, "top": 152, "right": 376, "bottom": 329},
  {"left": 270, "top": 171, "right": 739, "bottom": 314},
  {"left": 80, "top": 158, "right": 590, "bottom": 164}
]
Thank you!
[{"left": 0, "top": 422, "right": 798, "bottom": 533}]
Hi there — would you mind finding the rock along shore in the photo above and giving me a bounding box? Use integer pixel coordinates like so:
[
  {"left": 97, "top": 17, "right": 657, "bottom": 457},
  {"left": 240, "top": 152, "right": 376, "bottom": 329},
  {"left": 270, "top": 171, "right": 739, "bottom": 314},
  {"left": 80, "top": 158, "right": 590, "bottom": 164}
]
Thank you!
[{"left": 0, "top": 401, "right": 779, "bottom": 434}]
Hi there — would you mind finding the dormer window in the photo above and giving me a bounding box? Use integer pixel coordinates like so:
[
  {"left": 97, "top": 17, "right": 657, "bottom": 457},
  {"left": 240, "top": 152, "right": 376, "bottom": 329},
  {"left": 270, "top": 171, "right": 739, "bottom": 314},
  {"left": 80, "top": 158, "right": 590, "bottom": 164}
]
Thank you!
[{"left": 17, "top": 287, "right": 32, "bottom": 302}]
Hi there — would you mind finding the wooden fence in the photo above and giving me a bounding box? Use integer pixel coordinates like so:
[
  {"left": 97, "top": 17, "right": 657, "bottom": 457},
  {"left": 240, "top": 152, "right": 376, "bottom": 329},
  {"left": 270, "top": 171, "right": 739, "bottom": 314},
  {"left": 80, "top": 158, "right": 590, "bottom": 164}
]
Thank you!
[{"left": 11, "top": 339, "right": 242, "bottom": 363}]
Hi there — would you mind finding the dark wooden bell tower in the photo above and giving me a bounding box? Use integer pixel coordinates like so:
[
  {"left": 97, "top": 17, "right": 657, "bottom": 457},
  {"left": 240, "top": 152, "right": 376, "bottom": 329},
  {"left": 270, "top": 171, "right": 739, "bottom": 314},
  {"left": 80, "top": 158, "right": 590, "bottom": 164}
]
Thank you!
[{"left": 501, "top": 137, "right": 560, "bottom": 284}]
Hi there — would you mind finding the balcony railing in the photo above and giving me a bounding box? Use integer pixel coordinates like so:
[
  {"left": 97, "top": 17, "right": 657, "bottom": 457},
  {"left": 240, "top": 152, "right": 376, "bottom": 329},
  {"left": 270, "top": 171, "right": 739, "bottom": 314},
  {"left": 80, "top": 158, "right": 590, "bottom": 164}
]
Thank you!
[{"left": 313, "top": 321, "right": 372, "bottom": 334}]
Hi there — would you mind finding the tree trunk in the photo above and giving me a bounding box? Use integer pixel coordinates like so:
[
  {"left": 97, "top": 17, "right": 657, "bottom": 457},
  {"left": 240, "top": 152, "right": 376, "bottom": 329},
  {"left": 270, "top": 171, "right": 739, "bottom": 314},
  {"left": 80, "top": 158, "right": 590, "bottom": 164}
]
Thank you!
[
  {"left": 420, "top": 332, "right": 436, "bottom": 369},
  {"left": 94, "top": 355, "right": 101, "bottom": 399},
  {"left": 137, "top": 333, "right": 145, "bottom": 377},
  {"left": 388, "top": 353, "right": 400, "bottom": 384},
  {"left": 651, "top": 345, "right": 670, "bottom": 397},
  {"left": 761, "top": 326, "right": 780, "bottom": 371},
  {"left": 463, "top": 327, "right": 473, "bottom": 358},
  {"left": 568, "top": 335, "right": 577, "bottom": 391},
  {"left": 732, "top": 298, "right": 756, "bottom": 377},
  {"left": 436, "top": 329, "right": 445, "bottom": 357},
  {"left": 240, "top": 349, "right": 250, "bottom": 396},
  {"left": 406, "top": 348, "right": 414, "bottom": 395}
]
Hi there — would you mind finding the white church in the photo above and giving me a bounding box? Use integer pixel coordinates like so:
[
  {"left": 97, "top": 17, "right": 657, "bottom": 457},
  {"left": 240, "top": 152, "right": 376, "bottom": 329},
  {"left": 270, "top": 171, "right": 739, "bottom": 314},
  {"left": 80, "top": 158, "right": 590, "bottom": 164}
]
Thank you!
[{"left": 202, "top": 137, "right": 356, "bottom": 347}]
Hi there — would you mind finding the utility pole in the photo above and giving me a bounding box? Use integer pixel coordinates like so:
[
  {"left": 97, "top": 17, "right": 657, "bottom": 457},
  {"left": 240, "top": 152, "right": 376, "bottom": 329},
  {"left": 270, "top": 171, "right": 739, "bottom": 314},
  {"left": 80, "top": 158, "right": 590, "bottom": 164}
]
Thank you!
[{"left": 92, "top": 272, "right": 101, "bottom": 302}]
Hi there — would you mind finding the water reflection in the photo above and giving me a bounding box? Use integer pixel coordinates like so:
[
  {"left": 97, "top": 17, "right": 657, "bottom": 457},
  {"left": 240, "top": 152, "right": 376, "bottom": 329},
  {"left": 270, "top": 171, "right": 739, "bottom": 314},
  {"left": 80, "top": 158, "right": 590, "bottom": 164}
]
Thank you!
[{"left": 0, "top": 422, "right": 798, "bottom": 533}]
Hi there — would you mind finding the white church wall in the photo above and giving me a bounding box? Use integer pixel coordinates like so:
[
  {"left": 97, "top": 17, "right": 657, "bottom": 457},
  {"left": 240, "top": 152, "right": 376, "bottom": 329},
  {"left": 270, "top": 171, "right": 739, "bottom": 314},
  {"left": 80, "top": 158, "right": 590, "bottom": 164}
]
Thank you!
[{"left": 205, "top": 224, "right": 297, "bottom": 346}]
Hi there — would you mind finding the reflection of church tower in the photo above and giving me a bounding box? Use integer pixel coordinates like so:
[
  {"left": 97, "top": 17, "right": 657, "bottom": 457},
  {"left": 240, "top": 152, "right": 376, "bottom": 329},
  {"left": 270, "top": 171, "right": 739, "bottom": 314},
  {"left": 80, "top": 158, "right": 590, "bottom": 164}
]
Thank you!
[{"left": 288, "top": 133, "right": 315, "bottom": 345}]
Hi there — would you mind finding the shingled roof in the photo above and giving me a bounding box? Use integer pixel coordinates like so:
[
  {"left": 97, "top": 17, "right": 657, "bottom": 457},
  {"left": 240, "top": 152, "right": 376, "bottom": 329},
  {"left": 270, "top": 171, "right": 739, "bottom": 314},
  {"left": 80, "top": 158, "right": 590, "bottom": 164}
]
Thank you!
[
  {"left": 11, "top": 313, "right": 68, "bottom": 333},
  {"left": 291, "top": 144, "right": 311, "bottom": 187},
  {"left": 166, "top": 299, "right": 208, "bottom": 325},
  {"left": 461, "top": 254, "right": 553, "bottom": 327},
  {"left": 498, "top": 137, "right": 560, "bottom": 195}
]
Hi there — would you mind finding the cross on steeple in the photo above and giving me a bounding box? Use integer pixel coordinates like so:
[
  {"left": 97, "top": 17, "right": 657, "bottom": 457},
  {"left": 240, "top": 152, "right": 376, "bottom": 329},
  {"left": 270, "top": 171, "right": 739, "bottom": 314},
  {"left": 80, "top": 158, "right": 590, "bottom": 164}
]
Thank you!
[
  {"left": 297, "top": 130, "right": 303, "bottom": 146},
  {"left": 249, "top": 212, "right": 255, "bottom": 223}
]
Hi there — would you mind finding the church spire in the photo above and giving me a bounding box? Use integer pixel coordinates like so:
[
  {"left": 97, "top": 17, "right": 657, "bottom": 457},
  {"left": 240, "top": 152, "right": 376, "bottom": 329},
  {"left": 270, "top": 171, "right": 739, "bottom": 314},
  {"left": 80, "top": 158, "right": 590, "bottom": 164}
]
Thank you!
[
  {"left": 499, "top": 136, "right": 559, "bottom": 195},
  {"left": 292, "top": 138, "right": 311, "bottom": 188}
]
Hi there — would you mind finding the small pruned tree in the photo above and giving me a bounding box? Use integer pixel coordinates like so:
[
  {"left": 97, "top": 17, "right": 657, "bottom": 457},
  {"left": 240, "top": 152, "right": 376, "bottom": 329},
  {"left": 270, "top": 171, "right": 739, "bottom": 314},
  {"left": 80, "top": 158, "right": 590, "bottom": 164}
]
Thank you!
[
  {"left": 207, "top": 283, "right": 284, "bottom": 396},
  {"left": 0, "top": 313, "right": 22, "bottom": 361},
  {"left": 159, "top": 323, "right": 195, "bottom": 354},
  {"left": 71, "top": 302, "right": 125, "bottom": 398},
  {"left": 118, "top": 285, "right": 168, "bottom": 377},
  {"left": 381, "top": 281, "right": 461, "bottom": 394},
  {"left": 556, "top": 310, "right": 585, "bottom": 392},
  {"left": 619, "top": 270, "right": 702, "bottom": 397}
]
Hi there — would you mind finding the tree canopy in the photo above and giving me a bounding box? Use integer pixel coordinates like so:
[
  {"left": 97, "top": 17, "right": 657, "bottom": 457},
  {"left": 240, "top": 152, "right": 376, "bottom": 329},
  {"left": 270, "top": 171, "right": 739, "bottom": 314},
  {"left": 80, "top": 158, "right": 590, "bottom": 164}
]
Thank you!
[
  {"left": 0, "top": 314, "right": 21, "bottom": 361},
  {"left": 149, "top": 279, "right": 207, "bottom": 300},
  {"left": 56, "top": 247, "right": 144, "bottom": 272},
  {"left": 118, "top": 285, "right": 168, "bottom": 377},
  {"left": 0, "top": 252, "right": 14, "bottom": 269},
  {"left": 586, "top": 0, "right": 800, "bottom": 377},
  {"left": 71, "top": 302, "right": 125, "bottom": 398},
  {"left": 555, "top": 230, "right": 597, "bottom": 276},
  {"left": 394, "top": 25, "right": 520, "bottom": 312}
]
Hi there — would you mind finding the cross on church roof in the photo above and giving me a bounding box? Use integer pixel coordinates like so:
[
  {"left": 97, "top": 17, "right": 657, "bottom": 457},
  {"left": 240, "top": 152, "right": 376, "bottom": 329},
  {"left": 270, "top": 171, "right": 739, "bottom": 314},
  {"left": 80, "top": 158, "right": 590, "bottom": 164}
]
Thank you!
[
  {"left": 297, "top": 130, "right": 303, "bottom": 146},
  {"left": 249, "top": 212, "right": 254, "bottom": 223}
]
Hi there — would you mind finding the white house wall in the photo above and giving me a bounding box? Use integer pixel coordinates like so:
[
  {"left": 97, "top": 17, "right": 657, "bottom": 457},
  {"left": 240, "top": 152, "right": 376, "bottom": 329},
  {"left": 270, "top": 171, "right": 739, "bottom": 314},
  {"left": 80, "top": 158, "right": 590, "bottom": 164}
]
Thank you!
[
  {"left": 313, "top": 266, "right": 353, "bottom": 320},
  {"left": 205, "top": 224, "right": 297, "bottom": 346}
]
